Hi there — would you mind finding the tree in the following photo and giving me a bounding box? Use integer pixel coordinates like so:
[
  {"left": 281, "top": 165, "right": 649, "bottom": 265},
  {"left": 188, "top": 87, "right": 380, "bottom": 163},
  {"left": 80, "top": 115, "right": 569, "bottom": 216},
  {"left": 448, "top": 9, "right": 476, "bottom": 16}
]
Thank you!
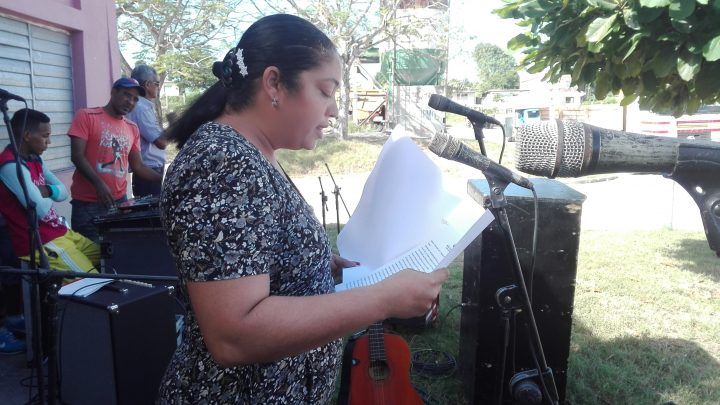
[
  {"left": 447, "top": 78, "right": 478, "bottom": 98},
  {"left": 472, "top": 42, "right": 520, "bottom": 94},
  {"left": 116, "top": 0, "right": 245, "bottom": 98},
  {"left": 252, "top": 0, "right": 450, "bottom": 138},
  {"left": 496, "top": 0, "right": 720, "bottom": 117}
]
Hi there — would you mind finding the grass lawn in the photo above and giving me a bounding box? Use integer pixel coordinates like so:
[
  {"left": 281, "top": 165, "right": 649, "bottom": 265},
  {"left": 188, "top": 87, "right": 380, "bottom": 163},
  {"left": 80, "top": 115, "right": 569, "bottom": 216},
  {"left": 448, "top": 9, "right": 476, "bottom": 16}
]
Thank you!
[
  {"left": 567, "top": 229, "right": 719, "bottom": 405},
  {"left": 326, "top": 226, "right": 720, "bottom": 405}
]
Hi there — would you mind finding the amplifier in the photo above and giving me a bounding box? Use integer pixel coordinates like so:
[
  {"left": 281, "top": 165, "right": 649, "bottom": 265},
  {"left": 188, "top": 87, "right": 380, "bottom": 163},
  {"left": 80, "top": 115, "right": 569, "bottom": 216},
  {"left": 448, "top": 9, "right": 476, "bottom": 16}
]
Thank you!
[
  {"left": 94, "top": 210, "right": 176, "bottom": 278},
  {"left": 58, "top": 281, "right": 177, "bottom": 405}
]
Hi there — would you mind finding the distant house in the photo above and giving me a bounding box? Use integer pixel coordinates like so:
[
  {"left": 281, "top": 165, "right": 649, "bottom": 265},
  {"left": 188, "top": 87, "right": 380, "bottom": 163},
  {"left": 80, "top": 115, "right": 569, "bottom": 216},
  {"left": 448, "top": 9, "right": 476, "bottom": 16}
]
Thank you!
[
  {"left": 0, "top": 0, "right": 122, "bottom": 171},
  {"left": 160, "top": 80, "right": 181, "bottom": 98}
]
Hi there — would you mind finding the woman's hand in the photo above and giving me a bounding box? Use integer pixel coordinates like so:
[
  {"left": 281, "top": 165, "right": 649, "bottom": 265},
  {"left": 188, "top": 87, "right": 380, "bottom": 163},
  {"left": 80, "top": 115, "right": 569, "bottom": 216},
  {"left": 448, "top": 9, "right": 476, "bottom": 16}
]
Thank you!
[
  {"left": 376, "top": 268, "right": 449, "bottom": 320},
  {"left": 330, "top": 254, "right": 360, "bottom": 284}
]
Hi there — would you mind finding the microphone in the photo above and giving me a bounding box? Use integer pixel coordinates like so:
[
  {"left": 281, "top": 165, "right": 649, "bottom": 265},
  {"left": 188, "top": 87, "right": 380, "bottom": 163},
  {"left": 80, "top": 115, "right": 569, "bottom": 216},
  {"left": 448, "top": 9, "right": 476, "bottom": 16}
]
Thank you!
[
  {"left": 515, "top": 119, "right": 720, "bottom": 257},
  {"left": 428, "top": 132, "right": 533, "bottom": 189},
  {"left": 514, "top": 119, "right": 720, "bottom": 177},
  {"left": 428, "top": 94, "right": 502, "bottom": 126},
  {"left": 0, "top": 88, "right": 26, "bottom": 102}
]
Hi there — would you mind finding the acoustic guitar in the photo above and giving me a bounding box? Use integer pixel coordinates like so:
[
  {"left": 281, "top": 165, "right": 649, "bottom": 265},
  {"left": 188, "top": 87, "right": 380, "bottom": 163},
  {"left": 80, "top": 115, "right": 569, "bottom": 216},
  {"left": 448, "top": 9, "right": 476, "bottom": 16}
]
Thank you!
[{"left": 348, "top": 322, "right": 423, "bottom": 405}]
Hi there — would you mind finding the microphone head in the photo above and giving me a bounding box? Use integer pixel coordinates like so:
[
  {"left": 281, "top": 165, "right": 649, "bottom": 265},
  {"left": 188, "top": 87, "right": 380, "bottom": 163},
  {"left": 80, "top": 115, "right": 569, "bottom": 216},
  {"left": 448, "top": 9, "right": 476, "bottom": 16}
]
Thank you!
[
  {"left": 428, "top": 132, "right": 461, "bottom": 159},
  {"left": 428, "top": 94, "right": 448, "bottom": 112},
  {"left": 515, "top": 120, "right": 587, "bottom": 177}
]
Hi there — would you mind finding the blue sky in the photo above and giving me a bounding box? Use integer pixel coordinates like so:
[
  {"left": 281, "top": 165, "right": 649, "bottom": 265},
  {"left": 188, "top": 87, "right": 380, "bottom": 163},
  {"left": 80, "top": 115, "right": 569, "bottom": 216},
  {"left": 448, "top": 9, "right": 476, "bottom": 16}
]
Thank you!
[{"left": 448, "top": 0, "right": 524, "bottom": 81}]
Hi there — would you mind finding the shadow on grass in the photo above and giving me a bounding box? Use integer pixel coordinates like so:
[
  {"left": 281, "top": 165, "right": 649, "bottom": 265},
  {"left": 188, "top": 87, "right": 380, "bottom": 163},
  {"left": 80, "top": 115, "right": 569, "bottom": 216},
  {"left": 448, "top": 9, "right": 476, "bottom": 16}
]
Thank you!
[
  {"left": 665, "top": 236, "right": 720, "bottom": 282},
  {"left": 568, "top": 320, "right": 720, "bottom": 405}
]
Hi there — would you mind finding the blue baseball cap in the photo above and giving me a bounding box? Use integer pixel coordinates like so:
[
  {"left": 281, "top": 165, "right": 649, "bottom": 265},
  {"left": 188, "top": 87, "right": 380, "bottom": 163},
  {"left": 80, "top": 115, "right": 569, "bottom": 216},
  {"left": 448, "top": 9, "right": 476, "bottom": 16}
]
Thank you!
[{"left": 112, "top": 77, "right": 145, "bottom": 97}]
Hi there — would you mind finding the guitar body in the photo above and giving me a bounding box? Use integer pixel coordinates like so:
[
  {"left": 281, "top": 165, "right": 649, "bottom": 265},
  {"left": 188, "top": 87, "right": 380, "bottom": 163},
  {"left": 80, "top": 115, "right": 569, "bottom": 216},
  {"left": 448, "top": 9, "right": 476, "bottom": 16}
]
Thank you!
[{"left": 348, "top": 330, "right": 423, "bottom": 405}]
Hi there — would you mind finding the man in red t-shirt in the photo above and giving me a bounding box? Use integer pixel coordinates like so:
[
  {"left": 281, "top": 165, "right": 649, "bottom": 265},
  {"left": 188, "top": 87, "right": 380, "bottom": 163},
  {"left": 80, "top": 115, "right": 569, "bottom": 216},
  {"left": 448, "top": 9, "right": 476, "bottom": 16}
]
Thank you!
[{"left": 68, "top": 78, "right": 162, "bottom": 242}]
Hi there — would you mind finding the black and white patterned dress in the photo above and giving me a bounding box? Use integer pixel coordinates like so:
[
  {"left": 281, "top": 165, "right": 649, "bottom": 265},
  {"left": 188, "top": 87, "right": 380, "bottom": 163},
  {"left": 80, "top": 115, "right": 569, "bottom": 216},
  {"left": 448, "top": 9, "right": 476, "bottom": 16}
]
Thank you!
[{"left": 157, "top": 122, "right": 341, "bottom": 404}]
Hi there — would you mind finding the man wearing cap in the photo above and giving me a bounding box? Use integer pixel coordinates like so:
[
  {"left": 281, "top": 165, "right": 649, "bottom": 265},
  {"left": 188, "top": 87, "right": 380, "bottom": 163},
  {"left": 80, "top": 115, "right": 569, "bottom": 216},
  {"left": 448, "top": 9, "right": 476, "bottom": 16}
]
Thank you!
[
  {"left": 68, "top": 78, "right": 162, "bottom": 243},
  {"left": 128, "top": 64, "right": 167, "bottom": 197}
]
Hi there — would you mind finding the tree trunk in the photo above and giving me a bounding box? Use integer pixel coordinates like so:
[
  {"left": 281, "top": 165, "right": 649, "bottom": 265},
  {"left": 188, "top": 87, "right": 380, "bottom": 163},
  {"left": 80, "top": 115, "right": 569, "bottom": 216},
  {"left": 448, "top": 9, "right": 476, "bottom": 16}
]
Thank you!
[
  {"left": 155, "top": 72, "right": 166, "bottom": 126},
  {"left": 338, "top": 54, "right": 352, "bottom": 140}
]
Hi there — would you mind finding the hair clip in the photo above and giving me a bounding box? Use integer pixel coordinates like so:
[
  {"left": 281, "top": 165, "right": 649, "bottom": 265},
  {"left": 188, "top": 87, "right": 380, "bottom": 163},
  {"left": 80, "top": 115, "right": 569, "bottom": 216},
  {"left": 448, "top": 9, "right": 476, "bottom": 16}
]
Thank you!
[{"left": 235, "top": 48, "right": 248, "bottom": 77}]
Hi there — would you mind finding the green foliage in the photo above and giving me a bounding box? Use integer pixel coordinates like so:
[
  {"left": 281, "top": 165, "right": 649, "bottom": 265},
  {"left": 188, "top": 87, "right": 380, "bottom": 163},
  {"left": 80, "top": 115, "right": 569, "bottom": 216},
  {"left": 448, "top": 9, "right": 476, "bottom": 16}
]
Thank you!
[
  {"left": 116, "top": 0, "right": 243, "bottom": 92},
  {"left": 472, "top": 42, "right": 520, "bottom": 94},
  {"left": 446, "top": 78, "right": 478, "bottom": 98},
  {"left": 496, "top": 0, "right": 720, "bottom": 117}
]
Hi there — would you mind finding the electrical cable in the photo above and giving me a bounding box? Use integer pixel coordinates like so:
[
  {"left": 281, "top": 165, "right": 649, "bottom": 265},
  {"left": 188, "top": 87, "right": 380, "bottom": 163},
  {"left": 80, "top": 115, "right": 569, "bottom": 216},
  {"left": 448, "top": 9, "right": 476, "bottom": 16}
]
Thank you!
[
  {"left": 438, "top": 302, "right": 462, "bottom": 331},
  {"left": 528, "top": 188, "right": 539, "bottom": 302},
  {"left": 498, "top": 124, "right": 507, "bottom": 164},
  {"left": 411, "top": 348, "right": 457, "bottom": 378}
]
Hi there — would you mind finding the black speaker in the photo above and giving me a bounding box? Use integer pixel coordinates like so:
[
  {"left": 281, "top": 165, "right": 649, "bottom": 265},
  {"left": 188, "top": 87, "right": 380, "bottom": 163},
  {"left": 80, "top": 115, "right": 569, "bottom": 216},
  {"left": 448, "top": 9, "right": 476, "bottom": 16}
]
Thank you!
[
  {"left": 58, "top": 281, "right": 176, "bottom": 405},
  {"left": 459, "top": 179, "right": 586, "bottom": 404},
  {"left": 94, "top": 210, "right": 176, "bottom": 278}
]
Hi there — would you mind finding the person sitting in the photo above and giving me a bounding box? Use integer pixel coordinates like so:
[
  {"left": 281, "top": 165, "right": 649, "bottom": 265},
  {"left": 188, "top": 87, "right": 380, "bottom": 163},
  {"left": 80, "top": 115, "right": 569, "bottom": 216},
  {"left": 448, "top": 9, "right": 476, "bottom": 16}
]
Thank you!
[{"left": 0, "top": 108, "right": 100, "bottom": 274}]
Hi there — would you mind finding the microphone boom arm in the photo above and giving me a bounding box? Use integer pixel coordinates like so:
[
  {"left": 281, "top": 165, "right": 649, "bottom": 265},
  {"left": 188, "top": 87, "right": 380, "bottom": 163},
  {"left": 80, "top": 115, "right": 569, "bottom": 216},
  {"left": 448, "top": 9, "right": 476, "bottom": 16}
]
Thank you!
[{"left": 669, "top": 143, "right": 720, "bottom": 257}]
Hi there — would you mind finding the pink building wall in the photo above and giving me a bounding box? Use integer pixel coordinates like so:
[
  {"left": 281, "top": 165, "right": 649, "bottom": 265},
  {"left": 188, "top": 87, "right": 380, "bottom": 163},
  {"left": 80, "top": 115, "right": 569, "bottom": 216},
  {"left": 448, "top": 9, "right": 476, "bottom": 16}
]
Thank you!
[{"left": 0, "top": 0, "right": 122, "bottom": 110}]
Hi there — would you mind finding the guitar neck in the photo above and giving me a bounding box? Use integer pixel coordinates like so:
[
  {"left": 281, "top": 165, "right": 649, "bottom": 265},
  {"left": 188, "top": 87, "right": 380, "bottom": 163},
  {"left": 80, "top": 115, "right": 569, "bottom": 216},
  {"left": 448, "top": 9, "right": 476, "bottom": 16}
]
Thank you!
[{"left": 367, "top": 322, "right": 387, "bottom": 362}]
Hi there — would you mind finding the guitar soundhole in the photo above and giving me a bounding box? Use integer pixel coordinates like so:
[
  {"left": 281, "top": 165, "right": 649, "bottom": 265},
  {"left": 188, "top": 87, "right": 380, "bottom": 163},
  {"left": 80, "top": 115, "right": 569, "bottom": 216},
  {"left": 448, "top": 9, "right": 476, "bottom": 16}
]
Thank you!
[{"left": 368, "top": 360, "right": 390, "bottom": 381}]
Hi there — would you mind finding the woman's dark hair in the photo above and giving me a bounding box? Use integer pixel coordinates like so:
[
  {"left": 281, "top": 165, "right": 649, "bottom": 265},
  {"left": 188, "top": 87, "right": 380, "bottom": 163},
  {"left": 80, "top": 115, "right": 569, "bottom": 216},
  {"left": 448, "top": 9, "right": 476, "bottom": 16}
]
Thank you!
[
  {"left": 10, "top": 108, "right": 50, "bottom": 140},
  {"left": 167, "top": 14, "right": 337, "bottom": 148}
]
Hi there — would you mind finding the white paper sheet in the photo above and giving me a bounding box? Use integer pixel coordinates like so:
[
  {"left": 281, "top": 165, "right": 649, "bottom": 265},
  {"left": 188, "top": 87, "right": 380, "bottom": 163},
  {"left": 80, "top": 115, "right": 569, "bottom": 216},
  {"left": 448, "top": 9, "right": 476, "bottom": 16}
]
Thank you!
[
  {"left": 335, "top": 129, "right": 495, "bottom": 291},
  {"left": 59, "top": 277, "right": 113, "bottom": 297}
]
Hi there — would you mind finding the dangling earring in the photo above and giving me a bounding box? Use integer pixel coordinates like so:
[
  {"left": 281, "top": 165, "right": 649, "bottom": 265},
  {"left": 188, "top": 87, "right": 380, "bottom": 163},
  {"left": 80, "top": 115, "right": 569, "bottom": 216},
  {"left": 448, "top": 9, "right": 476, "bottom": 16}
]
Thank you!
[{"left": 271, "top": 97, "right": 279, "bottom": 109}]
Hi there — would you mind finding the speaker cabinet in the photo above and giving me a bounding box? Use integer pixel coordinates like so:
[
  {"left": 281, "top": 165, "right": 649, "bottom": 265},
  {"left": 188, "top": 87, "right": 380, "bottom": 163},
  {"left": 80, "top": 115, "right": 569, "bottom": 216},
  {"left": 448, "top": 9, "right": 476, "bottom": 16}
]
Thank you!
[
  {"left": 58, "top": 281, "right": 176, "bottom": 405},
  {"left": 94, "top": 210, "right": 176, "bottom": 278},
  {"left": 459, "top": 179, "right": 586, "bottom": 404}
]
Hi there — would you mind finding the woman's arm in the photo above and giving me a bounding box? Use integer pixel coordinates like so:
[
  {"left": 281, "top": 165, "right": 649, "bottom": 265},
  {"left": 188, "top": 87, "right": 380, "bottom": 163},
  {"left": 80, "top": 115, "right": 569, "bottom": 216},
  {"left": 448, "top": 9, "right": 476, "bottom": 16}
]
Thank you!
[{"left": 188, "top": 267, "right": 448, "bottom": 368}]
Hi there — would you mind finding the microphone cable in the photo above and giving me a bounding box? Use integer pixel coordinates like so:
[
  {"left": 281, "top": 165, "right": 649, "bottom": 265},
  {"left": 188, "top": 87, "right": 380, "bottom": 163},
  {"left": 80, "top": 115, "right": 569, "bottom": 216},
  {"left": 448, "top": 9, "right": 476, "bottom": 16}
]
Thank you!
[
  {"left": 498, "top": 123, "right": 507, "bottom": 164},
  {"left": 498, "top": 123, "right": 539, "bottom": 300},
  {"left": 411, "top": 348, "right": 457, "bottom": 378},
  {"left": 528, "top": 187, "right": 539, "bottom": 301},
  {"left": 409, "top": 300, "right": 462, "bottom": 378}
]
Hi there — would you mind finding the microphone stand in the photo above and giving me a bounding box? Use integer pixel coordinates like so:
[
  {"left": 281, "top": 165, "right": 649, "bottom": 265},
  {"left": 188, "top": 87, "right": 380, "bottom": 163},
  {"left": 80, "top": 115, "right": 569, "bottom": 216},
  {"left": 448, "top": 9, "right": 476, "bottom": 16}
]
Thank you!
[
  {"left": 0, "top": 266, "right": 179, "bottom": 283},
  {"left": 1, "top": 98, "right": 55, "bottom": 404},
  {"left": 318, "top": 176, "right": 328, "bottom": 231},
  {"left": 324, "top": 163, "right": 350, "bottom": 234},
  {"left": 470, "top": 119, "right": 488, "bottom": 157},
  {"left": 481, "top": 173, "right": 559, "bottom": 405}
]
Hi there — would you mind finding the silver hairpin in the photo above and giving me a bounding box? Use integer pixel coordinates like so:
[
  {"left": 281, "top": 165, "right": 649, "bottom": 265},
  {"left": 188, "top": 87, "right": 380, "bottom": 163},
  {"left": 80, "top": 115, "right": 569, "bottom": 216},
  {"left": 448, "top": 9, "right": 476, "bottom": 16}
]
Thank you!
[{"left": 235, "top": 48, "right": 248, "bottom": 77}]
